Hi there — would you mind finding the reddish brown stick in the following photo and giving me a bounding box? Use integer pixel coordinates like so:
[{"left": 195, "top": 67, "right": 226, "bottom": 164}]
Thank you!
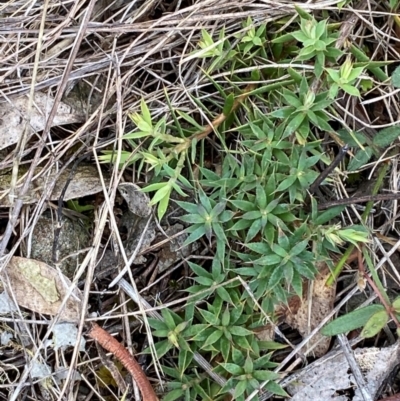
[
  {"left": 88, "top": 323, "right": 159, "bottom": 401},
  {"left": 377, "top": 394, "right": 400, "bottom": 401}
]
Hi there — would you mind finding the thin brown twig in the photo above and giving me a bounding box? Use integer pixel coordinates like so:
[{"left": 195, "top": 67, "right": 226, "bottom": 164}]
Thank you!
[
  {"left": 87, "top": 322, "right": 159, "bottom": 401},
  {"left": 191, "top": 83, "right": 257, "bottom": 142},
  {"left": 376, "top": 394, "right": 400, "bottom": 401},
  {"left": 357, "top": 250, "right": 400, "bottom": 329},
  {"left": 318, "top": 192, "right": 400, "bottom": 210}
]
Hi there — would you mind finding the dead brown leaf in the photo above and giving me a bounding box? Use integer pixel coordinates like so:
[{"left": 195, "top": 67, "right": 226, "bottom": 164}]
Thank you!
[
  {"left": 118, "top": 182, "right": 151, "bottom": 217},
  {"left": 278, "top": 262, "right": 336, "bottom": 357},
  {"left": 1, "top": 256, "right": 82, "bottom": 322},
  {"left": 0, "top": 92, "right": 84, "bottom": 151},
  {"left": 0, "top": 164, "right": 110, "bottom": 207}
]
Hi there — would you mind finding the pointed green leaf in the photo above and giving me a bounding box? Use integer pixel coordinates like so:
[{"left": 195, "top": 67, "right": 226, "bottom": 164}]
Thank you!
[
  {"left": 176, "top": 110, "right": 204, "bottom": 130},
  {"left": 253, "top": 370, "right": 280, "bottom": 381},
  {"left": 242, "top": 210, "right": 262, "bottom": 220},
  {"left": 229, "top": 219, "right": 252, "bottom": 231},
  {"left": 176, "top": 200, "right": 199, "bottom": 214},
  {"left": 315, "top": 206, "right": 346, "bottom": 225},
  {"left": 348, "top": 147, "right": 373, "bottom": 171},
  {"left": 391, "top": 65, "right": 400, "bottom": 88},
  {"left": 342, "top": 84, "right": 360, "bottom": 97},
  {"left": 140, "top": 98, "right": 152, "bottom": 126},
  {"left": 269, "top": 266, "right": 284, "bottom": 288},
  {"left": 220, "top": 363, "right": 242, "bottom": 375},
  {"left": 163, "top": 389, "right": 184, "bottom": 401},
  {"left": 123, "top": 131, "right": 150, "bottom": 139},
  {"left": 223, "top": 93, "right": 235, "bottom": 116},
  {"left": 360, "top": 310, "right": 388, "bottom": 338},
  {"left": 228, "top": 326, "right": 253, "bottom": 336},
  {"left": 284, "top": 112, "right": 306, "bottom": 136},
  {"left": 204, "top": 330, "right": 224, "bottom": 346},
  {"left": 179, "top": 214, "right": 205, "bottom": 224},
  {"left": 246, "top": 218, "right": 263, "bottom": 242},
  {"left": 295, "top": 6, "right": 313, "bottom": 20},
  {"left": 321, "top": 304, "right": 385, "bottom": 336},
  {"left": 230, "top": 200, "right": 255, "bottom": 212},
  {"left": 373, "top": 125, "right": 400, "bottom": 148},
  {"left": 271, "top": 33, "right": 295, "bottom": 44},
  {"left": 150, "top": 184, "right": 171, "bottom": 205},
  {"left": 198, "top": 309, "right": 220, "bottom": 325},
  {"left": 142, "top": 182, "right": 168, "bottom": 192},
  {"left": 392, "top": 296, "right": 400, "bottom": 313},
  {"left": 245, "top": 242, "right": 270, "bottom": 254},
  {"left": 265, "top": 380, "right": 289, "bottom": 397},
  {"left": 183, "top": 225, "right": 206, "bottom": 246},
  {"left": 193, "top": 276, "right": 214, "bottom": 286},
  {"left": 276, "top": 175, "right": 297, "bottom": 192},
  {"left": 157, "top": 189, "right": 171, "bottom": 220},
  {"left": 188, "top": 261, "right": 212, "bottom": 278}
]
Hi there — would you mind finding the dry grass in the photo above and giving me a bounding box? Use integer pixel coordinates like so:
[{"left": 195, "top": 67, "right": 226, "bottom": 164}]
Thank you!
[{"left": 1, "top": 0, "right": 400, "bottom": 400}]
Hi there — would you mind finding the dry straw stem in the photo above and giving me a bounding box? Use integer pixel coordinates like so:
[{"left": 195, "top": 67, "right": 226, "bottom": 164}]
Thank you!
[{"left": 88, "top": 322, "right": 159, "bottom": 401}]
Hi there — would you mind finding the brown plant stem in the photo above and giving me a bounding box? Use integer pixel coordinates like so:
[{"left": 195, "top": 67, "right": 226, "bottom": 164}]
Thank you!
[
  {"left": 376, "top": 394, "right": 400, "bottom": 401},
  {"left": 318, "top": 192, "right": 400, "bottom": 210},
  {"left": 190, "top": 83, "right": 256, "bottom": 142},
  {"left": 87, "top": 323, "right": 159, "bottom": 401},
  {"left": 357, "top": 250, "right": 400, "bottom": 329},
  {"left": 171, "top": 83, "right": 257, "bottom": 157}
]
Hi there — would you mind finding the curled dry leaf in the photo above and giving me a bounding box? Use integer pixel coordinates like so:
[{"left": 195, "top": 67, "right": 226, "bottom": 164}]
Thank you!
[
  {"left": 1, "top": 256, "right": 82, "bottom": 322},
  {"left": 277, "top": 262, "right": 336, "bottom": 357},
  {"left": 0, "top": 92, "right": 84, "bottom": 151},
  {"left": 0, "top": 164, "right": 110, "bottom": 207}
]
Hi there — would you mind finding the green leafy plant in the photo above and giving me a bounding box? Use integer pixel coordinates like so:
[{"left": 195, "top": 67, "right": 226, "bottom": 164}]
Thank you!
[
  {"left": 321, "top": 297, "right": 400, "bottom": 339},
  {"left": 162, "top": 367, "right": 223, "bottom": 401},
  {"left": 269, "top": 77, "right": 333, "bottom": 142},
  {"left": 192, "top": 28, "right": 236, "bottom": 72},
  {"left": 220, "top": 352, "right": 287, "bottom": 401},
  {"left": 187, "top": 297, "right": 255, "bottom": 361},
  {"left": 229, "top": 184, "right": 296, "bottom": 243},
  {"left": 326, "top": 57, "right": 365, "bottom": 98},
  {"left": 185, "top": 259, "right": 236, "bottom": 304},
  {"left": 176, "top": 190, "right": 233, "bottom": 247},
  {"left": 99, "top": 9, "right": 393, "bottom": 401},
  {"left": 337, "top": 125, "right": 400, "bottom": 171},
  {"left": 273, "top": 14, "right": 342, "bottom": 77},
  {"left": 147, "top": 308, "right": 191, "bottom": 358},
  {"left": 236, "top": 17, "right": 267, "bottom": 55}
]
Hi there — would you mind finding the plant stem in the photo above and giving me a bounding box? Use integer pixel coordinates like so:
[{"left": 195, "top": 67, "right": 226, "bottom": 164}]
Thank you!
[
  {"left": 326, "top": 159, "right": 390, "bottom": 285},
  {"left": 191, "top": 83, "right": 257, "bottom": 142},
  {"left": 358, "top": 250, "right": 400, "bottom": 328}
]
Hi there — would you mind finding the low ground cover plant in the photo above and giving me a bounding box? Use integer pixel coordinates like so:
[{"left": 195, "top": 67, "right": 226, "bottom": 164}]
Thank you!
[{"left": 98, "top": 7, "right": 400, "bottom": 400}]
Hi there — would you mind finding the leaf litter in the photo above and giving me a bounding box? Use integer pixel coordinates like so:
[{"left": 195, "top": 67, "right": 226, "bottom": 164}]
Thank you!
[
  {"left": 0, "top": 92, "right": 84, "bottom": 151},
  {"left": 277, "top": 262, "right": 336, "bottom": 358},
  {"left": 287, "top": 341, "right": 400, "bottom": 401},
  {"left": 1, "top": 257, "right": 82, "bottom": 323}
]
